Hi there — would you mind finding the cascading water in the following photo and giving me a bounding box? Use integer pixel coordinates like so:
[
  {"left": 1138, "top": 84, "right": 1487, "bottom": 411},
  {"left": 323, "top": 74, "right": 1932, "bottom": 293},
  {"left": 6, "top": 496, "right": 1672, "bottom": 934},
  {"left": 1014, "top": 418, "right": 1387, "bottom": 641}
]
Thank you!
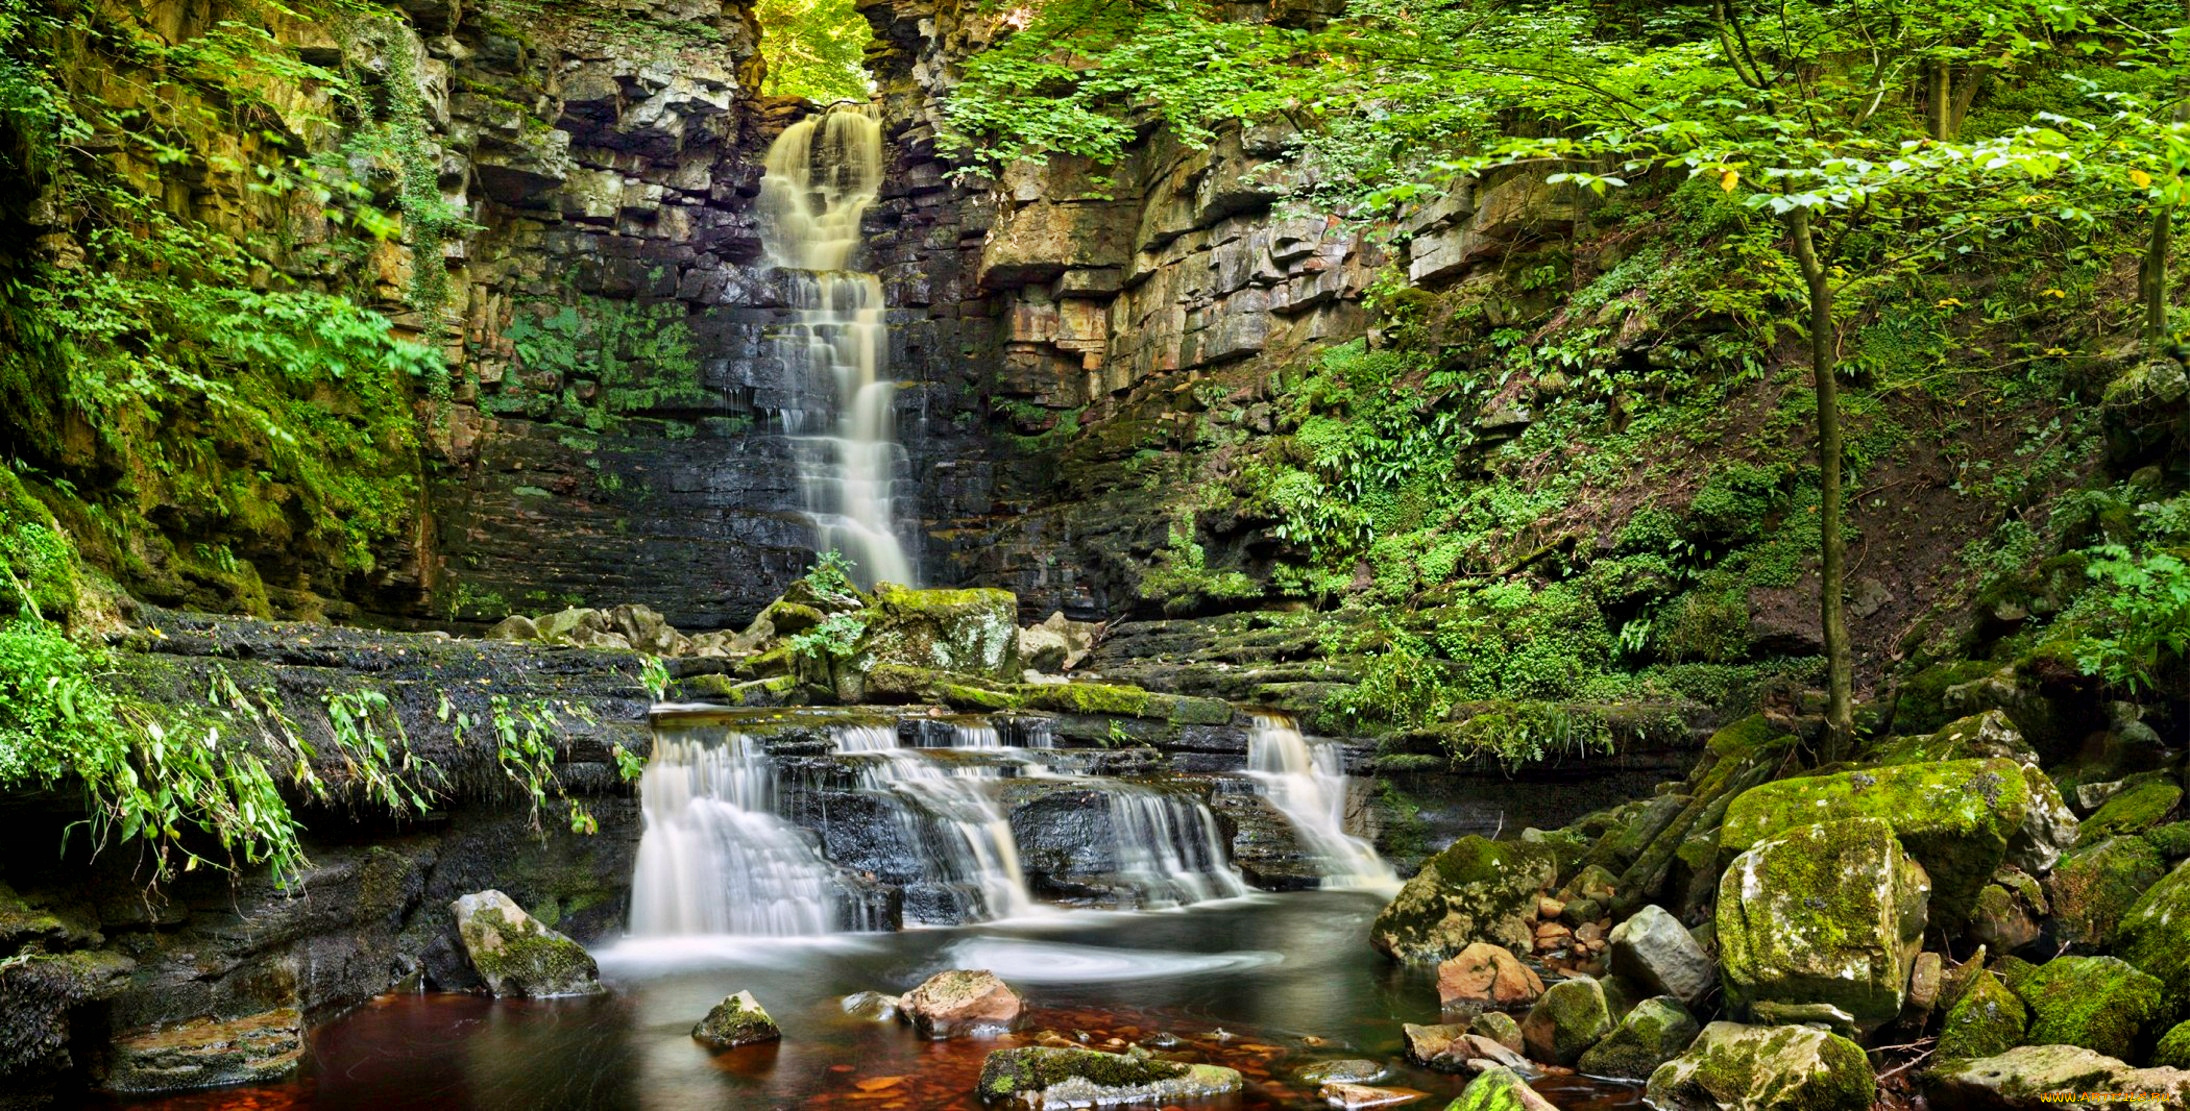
[
  {"left": 627, "top": 728, "right": 845, "bottom": 937},
  {"left": 1246, "top": 712, "right": 1398, "bottom": 890},
  {"left": 1102, "top": 786, "right": 1251, "bottom": 907},
  {"left": 831, "top": 724, "right": 1036, "bottom": 923},
  {"left": 758, "top": 103, "right": 914, "bottom": 586}
]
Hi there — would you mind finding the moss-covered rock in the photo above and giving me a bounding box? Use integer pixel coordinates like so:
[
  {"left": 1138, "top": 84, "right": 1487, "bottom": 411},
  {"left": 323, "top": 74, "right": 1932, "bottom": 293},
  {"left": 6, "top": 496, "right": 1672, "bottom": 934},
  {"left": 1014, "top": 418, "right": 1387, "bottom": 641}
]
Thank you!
[
  {"left": 1968, "top": 869, "right": 2048, "bottom": 954},
  {"left": 1929, "top": 1044, "right": 2190, "bottom": 1108},
  {"left": 1446, "top": 1065, "right": 1558, "bottom": 1111},
  {"left": 897, "top": 969, "right": 1025, "bottom": 1039},
  {"left": 1716, "top": 817, "right": 1929, "bottom": 1034},
  {"left": 1644, "top": 1021, "right": 1875, "bottom": 1111},
  {"left": 1520, "top": 975, "right": 1612, "bottom": 1066},
  {"left": 2149, "top": 822, "right": 2190, "bottom": 861},
  {"left": 861, "top": 585, "right": 1020, "bottom": 681},
  {"left": 1890, "top": 664, "right": 2007, "bottom": 735},
  {"left": 1370, "top": 836, "right": 1560, "bottom": 964},
  {"left": 2013, "top": 956, "right": 2170, "bottom": 1061},
  {"left": 2047, "top": 837, "right": 2166, "bottom": 950},
  {"left": 1935, "top": 969, "right": 2027, "bottom": 1062},
  {"left": 2154, "top": 1021, "right": 2190, "bottom": 1070},
  {"left": 1021, "top": 681, "right": 1153, "bottom": 717},
  {"left": 1720, "top": 758, "right": 2029, "bottom": 923},
  {"left": 1576, "top": 996, "right": 1700, "bottom": 1081},
  {"left": 2080, "top": 781, "right": 2183, "bottom": 846},
  {"left": 975, "top": 1046, "right": 1241, "bottom": 1106},
  {"left": 1868, "top": 710, "right": 2038, "bottom": 767},
  {"left": 448, "top": 890, "right": 605, "bottom": 998},
  {"left": 691, "top": 991, "right": 780, "bottom": 1049},
  {"left": 2117, "top": 859, "right": 2190, "bottom": 998},
  {"left": 1469, "top": 1010, "right": 1525, "bottom": 1054}
]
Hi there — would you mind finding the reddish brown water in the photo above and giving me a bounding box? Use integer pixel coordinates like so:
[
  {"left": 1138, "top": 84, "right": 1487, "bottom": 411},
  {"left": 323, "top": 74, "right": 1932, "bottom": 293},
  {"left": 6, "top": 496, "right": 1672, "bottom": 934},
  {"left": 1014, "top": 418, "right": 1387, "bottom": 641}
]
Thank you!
[{"left": 115, "top": 893, "right": 1644, "bottom": 1110}]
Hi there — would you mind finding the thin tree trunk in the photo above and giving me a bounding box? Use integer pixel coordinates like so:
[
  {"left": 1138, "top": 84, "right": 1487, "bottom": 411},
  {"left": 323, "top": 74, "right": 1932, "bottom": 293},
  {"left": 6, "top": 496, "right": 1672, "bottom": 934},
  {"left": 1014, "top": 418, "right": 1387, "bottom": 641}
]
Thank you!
[
  {"left": 1788, "top": 208, "right": 1854, "bottom": 760},
  {"left": 1927, "top": 61, "right": 1953, "bottom": 141},
  {"left": 2145, "top": 206, "right": 2172, "bottom": 352}
]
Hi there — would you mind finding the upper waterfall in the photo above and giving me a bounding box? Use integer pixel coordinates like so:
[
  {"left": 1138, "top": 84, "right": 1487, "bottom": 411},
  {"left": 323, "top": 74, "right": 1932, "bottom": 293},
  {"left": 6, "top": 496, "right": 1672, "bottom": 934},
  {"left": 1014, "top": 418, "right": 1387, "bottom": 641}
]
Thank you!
[{"left": 758, "top": 104, "right": 915, "bottom": 587}]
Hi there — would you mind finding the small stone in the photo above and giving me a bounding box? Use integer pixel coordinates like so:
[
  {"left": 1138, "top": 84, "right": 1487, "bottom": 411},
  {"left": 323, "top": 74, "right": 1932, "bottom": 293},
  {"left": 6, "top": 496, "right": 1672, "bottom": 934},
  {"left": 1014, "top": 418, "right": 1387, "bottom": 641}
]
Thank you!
[
  {"left": 1431, "top": 1034, "right": 1535, "bottom": 1077},
  {"left": 1400, "top": 1022, "right": 1468, "bottom": 1064},
  {"left": 898, "top": 969, "right": 1024, "bottom": 1039},
  {"left": 1607, "top": 904, "right": 1714, "bottom": 1009},
  {"left": 1437, "top": 942, "right": 1545, "bottom": 1014},
  {"left": 1468, "top": 1010, "right": 1525, "bottom": 1054},
  {"left": 1294, "top": 1058, "right": 1386, "bottom": 1086},
  {"left": 1320, "top": 1082, "right": 1427, "bottom": 1108},
  {"left": 1520, "top": 975, "right": 1612, "bottom": 1067},
  {"left": 1446, "top": 1065, "right": 1558, "bottom": 1111},
  {"left": 1576, "top": 996, "right": 1700, "bottom": 1081},
  {"left": 841, "top": 990, "right": 898, "bottom": 1022},
  {"left": 692, "top": 991, "right": 780, "bottom": 1049},
  {"left": 1537, "top": 897, "right": 1565, "bottom": 919}
]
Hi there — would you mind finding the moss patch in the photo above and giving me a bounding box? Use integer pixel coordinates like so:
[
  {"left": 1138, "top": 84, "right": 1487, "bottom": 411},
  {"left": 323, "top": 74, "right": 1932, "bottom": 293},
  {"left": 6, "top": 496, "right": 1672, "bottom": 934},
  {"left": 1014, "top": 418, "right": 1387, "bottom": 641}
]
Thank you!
[
  {"left": 1936, "top": 969, "right": 2027, "bottom": 1062},
  {"left": 2047, "top": 837, "right": 2165, "bottom": 950},
  {"left": 2080, "top": 781, "right": 2182, "bottom": 846},
  {"left": 2014, "top": 956, "right": 2169, "bottom": 1061}
]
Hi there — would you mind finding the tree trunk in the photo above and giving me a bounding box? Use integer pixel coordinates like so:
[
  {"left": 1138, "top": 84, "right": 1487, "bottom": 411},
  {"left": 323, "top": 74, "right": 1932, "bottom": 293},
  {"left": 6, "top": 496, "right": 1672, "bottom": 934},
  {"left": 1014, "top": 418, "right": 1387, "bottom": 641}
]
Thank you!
[
  {"left": 2145, "top": 206, "right": 2172, "bottom": 352},
  {"left": 1927, "top": 61, "right": 1953, "bottom": 141},
  {"left": 1788, "top": 209, "right": 1854, "bottom": 760}
]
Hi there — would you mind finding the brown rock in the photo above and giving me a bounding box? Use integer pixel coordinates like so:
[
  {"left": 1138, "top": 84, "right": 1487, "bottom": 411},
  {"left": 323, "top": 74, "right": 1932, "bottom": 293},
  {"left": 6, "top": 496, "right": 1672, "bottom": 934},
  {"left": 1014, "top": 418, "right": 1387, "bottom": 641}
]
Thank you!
[
  {"left": 1437, "top": 942, "right": 1546, "bottom": 1013},
  {"left": 896, "top": 969, "right": 1024, "bottom": 1039},
  {"left": 1538, "top": 897, "right": 1566, "bottom": 920},
  {"left": 1320, "top": 1082, "right": 1429, "bottom": 1108}
]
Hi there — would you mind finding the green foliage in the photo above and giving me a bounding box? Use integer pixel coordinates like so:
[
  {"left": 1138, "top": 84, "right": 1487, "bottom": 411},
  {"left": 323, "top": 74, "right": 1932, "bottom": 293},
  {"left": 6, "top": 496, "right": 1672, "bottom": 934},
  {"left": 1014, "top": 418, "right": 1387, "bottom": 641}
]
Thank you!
[
  {"left": 789, "top": 611, "right": 868, "bottom": 661},
  {"left": 2057, "top": 492, "right": 2190, "bottom": 693},
  {"left": 754, "top": 0, "right": 874, "bottom": 104},
  {"left": 801, "top": 549, "right": 862, "bottom": 604},
  {"left": 639, "top": 655, "right": 672, "bottom": 701},
  {"left": 1137, "top": 512, "right": 1259, "bottom": 614},
  {"left": 1445, "top": 701, "right": 1615, "bottom": 772},
  {"left": 495, "top": 293, "right": 709, "bottom": 429},
  {"left": 1325, "top": 622, "right": 1454, "bottom": 732}
]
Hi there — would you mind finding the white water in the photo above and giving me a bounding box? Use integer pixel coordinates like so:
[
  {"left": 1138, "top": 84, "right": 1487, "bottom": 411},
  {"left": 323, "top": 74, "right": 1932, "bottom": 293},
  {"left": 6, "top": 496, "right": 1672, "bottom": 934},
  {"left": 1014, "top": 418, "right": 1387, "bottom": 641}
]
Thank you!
[
  {"left": 627, "top": 731, "right": 843, "bottom": 936},
  {"left": 1103, "top": 785, "right": 1252, "bottom": 908},
  {"left": 1246, "top": 712, "right": 1399, "bottom": 890},
  {"left": 833, "top": 724, "right": 1038, "bottom": 922},
  {"left": 758, "top": 104, "right": 913, "bottom": 587}
]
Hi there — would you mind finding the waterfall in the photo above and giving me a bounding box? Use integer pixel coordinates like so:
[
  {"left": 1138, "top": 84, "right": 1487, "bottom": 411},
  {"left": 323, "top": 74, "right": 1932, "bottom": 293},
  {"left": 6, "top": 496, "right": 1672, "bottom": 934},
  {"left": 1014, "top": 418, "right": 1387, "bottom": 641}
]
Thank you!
[
  {"left": 627, "top": 729, "right": 845, "bottom": 937},
  {"left": 758, "top": 103, "right": 914, "bottom": 587},
  {"left": 1246, "top": 712, "right": 1398, "bottom": 890},
  {"left": 832, "top": 724, "right": 1037, "bottom": 923},
  {"left": 1103, "top": 786, "right": 1251, "bottom": 907}
]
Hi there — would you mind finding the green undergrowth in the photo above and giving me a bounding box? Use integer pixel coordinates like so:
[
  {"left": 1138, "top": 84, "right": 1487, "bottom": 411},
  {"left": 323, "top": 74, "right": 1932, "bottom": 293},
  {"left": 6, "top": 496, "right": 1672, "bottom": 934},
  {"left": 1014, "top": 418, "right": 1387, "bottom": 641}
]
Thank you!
[{"left": 489, "top": 286, "right": 711, "bottom": 429}]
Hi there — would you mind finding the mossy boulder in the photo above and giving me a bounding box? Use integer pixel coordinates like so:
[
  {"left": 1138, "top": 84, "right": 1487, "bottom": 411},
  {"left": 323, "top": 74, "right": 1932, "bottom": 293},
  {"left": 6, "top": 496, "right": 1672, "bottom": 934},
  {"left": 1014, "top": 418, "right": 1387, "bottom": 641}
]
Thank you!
[
  {"left": 1520, "top": 975, "right": 1613, "bottom": 1066},
  {"left": 1576, "top": 996, "right": 1700, "bottom": 1080},
  {"left": 2013, "top": 956, "right": 2170, "bottom": 1061},
  {"left": 1716, "top": 817, "right": 1929, "bottom": 1034},
  {"left": 2080, "top": 780, "right": 2182, "bottom": 846},
  {"left": 1447, "top": 1065, "right": 1557, "bottom": 1110},
  {"left": 2155, "top": 1021, "right": 2190, "bottom": 1069},
  {"left": 1469, "top": 1010, "right": 1525, "bottom": 1054},
  {"left": 1890, "top": 664, "right": 2007, "bottom": 735},
  {"left": 1644, "top": 1021, "right": 1875, "bottom": 1111},
  {"left": 2046, "top": 837, "right": 2166, "bottom": 950},
  {"left": 861, "top": 585, "right": 1020, "bottom": 681},
  {"left": 1935, "top": 969, "right": 2027, "bottom": 1062},
  {"left": 448, "top": 890, "right": 605, "bottom": 998},
  {"left": 691, "top": 991, "right": 780, "bottom": 1049},
  {"left": 2148, "top": 821, "right": 2190, "bottom": 861},
  {"left": 975, "top": 1047, "right": 1241, "bottom": 1106},
  {"left": 1720, "top": 758, "right": 2031, "bottom": 923},
  {"left": 1371, "top": 836, "right": 1560, "bottom": 964},
  {"left": 1929, "top": 1044, "right": 2190, "bottom": 1109},
  {"left": 1869, "top": 710, "right": 2039, "bottom": 766},
  {"left": 2117, "top": 859, "right": 2190, "bottom": 998}
]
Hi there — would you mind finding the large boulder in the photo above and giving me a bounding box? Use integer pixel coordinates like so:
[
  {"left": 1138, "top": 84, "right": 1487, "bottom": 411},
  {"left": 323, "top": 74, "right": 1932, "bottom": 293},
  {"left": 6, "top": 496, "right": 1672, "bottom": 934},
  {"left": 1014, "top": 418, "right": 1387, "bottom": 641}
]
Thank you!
[
  {"left": 1720, "top": 758, "right": 2032, "bottom": 922},
  {"left": 897, "top": 969, "right": 1025, "bottom": 1039},
  {"left": 2046, "top": 837, "right": 2166, "bottom": 950},
  {"left": 1437, "top": 941, "right": 1545, "bottom": 1014},
  {"left": 1935, "top": 969, "right": 2027, "bottom": 1062},
  {"left": 975, "top": 1047, "right": 1241, "bottom": 1106},
  {"left": 1519, "top": 975, "right": 1612, "bottom": 1066},
  {"left": 1928, "top": 1044, "right": 2190, "bottom": 1109},
  {"left": 1607, "top": 904, "right": 1713, "bottom": 1008},
  {"left": 691, "top": 991, "right": 780, "bottom": 1049},
  {"left": 1644, "top": 1022, "right": 1875, "bottom": 1111},
  {"left": 1575, "top": 996, "right": 1700, "bottom": 1080},
  {"left": 862, "top": 586, "right": 1020, "bottom": 681},
  {"left": 1716, "top": 818, "right": 1930, "bottom": 1033},
  {"left": 448, "top": 890, "right": 605, "bottom": 998},
  {"left": 1371, "top": 836, "right": 1559, "bottom": 964},
  {"left": 1446, "top": 1065, "right": 1558, "bottom": 1111},
  {"left": 2116, "top": 859, "right": 2190, "bottom": 998},
  {"left": 2013, "top": 956, "right": 2170, "bottom": 1061},
  {"left": 1018, "top": 611, "right": 1097, "bottom": 672}
]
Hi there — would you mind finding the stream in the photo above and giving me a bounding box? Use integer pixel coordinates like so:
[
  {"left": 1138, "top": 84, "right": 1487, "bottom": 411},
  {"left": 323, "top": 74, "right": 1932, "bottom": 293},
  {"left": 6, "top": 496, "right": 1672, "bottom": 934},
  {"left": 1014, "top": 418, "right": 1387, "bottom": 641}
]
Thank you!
[{"left": 110, "top": 893, "right": 1644, "bottom": 1110}]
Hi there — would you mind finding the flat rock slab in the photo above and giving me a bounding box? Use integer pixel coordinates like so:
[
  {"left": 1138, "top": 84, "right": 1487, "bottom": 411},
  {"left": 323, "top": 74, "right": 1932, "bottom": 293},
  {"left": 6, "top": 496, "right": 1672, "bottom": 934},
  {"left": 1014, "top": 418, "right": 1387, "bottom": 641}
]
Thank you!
[{"left": 102, "top": 1008, "right": 302, "bottom": 1094}]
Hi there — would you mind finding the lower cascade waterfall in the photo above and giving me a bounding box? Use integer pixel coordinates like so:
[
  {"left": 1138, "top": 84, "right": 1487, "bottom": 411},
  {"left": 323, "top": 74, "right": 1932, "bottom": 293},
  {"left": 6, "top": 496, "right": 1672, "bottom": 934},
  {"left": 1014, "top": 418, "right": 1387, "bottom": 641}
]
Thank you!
[
  {"left": 1246, "top": 712, "right": 1397, "bottom": 889},
  {"left": 624, "top": 710, "right": 1252, "bottom": 937}
]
